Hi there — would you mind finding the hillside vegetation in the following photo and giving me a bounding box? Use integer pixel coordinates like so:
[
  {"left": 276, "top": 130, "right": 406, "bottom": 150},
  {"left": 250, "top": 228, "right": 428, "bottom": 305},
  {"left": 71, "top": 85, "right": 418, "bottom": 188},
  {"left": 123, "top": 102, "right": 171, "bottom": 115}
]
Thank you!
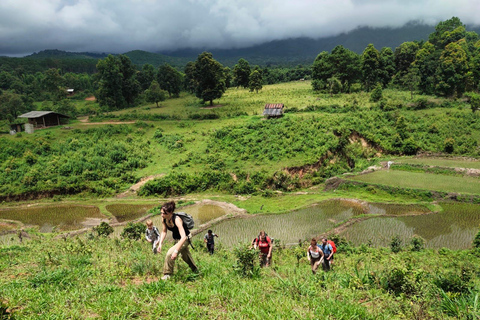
[{"left": 1, "top": 234, "right": 479, "bottom": 319}]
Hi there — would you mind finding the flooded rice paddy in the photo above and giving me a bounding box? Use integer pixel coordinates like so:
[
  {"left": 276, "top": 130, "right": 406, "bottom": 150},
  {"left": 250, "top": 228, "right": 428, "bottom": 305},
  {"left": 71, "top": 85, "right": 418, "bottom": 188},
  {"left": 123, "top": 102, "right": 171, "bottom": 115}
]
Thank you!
[
  {"left": 341, "top": 202, "right": 480, "bottom": 249},
  {"left": 1, "top": 201, "right": 479, "bottom": 250},
  {"left": 0, "top": 205, "right": 105, "bottom": 232}
]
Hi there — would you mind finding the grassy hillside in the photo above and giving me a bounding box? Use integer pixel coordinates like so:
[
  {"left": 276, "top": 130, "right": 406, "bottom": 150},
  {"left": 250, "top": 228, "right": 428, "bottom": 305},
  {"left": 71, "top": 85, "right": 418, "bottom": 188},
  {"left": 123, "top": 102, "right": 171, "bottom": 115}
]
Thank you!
[
  {"left": 1, "top": 234, "right": 479, "bottom": 319},
  {"left": 2, "top": 81, "right": 480, "bottom": 200}
]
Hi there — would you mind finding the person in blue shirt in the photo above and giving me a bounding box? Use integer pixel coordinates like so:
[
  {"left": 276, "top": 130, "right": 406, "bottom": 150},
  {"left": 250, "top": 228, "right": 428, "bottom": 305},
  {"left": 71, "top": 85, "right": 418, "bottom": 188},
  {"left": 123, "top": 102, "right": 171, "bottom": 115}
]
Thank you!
[{"left": 320, "top": 238, "right": 333, "bottom": 271}]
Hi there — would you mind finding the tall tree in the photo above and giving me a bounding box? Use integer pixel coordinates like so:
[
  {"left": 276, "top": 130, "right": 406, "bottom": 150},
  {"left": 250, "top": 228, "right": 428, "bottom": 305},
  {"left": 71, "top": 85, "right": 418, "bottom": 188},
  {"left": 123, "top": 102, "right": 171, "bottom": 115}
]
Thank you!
[
  {"left": 436, "top": 39, "right": 469, "bottom": 97},
  {"left": 157, "top": 64, "right": 182, "bottom": 98},
  {"left": 193, "top": 52, "right": 226, "bottom": 106},
  {"left": 43, "top": 68, "right": 65, "bottom": 101},
  {"left": 393, "top": 41, "right": 420, "bottom": 86},
  {"left": 233, "top": 58, "right": 251, "bottom": 88},
  {"left": 249, "top": 70, "right": 263, "bottom": 93},
  {"left": 361, "top": 44, "right": 381, "bottom": 91},
  {"left": 312, "top": 51, "right": 333, "bottom": 90},
  {"left": 183, "top": 61, "right": 196, "bottom": 94},
  {"left": 378, "top": 47, "right": 395, "bottom": 87},
  {"left": 96, "top": 55, "right": 140, "bottom": 110},
  {"left": 138, "top": 64, "right": 156, "bottom": 91},
  {"left": 328, "top": 45, "right": 361, "bottom": 92}
]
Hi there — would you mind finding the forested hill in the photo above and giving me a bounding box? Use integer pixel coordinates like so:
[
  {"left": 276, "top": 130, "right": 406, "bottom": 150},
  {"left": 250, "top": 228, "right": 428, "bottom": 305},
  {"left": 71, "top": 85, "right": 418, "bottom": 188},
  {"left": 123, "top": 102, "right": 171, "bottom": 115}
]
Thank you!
[
  {"left": 161, "top": 21, "right": 442, "bottom": 66},
  {"left": 3, "top": 20, "right": 480, "bottom": 71}
]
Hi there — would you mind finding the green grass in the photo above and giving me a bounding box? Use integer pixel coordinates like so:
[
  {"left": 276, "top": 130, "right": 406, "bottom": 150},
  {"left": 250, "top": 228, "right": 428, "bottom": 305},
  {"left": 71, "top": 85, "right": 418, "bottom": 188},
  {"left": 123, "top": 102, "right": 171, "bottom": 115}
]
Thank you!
[
  {"left": 392, "top": 157, "right": 480, "bottom": 169},
  {"left": 0, "top": 234, "right": 479, "bottom": 319},
  {"left": 347, "top": 170, "right": 480, "bottom": 195}
]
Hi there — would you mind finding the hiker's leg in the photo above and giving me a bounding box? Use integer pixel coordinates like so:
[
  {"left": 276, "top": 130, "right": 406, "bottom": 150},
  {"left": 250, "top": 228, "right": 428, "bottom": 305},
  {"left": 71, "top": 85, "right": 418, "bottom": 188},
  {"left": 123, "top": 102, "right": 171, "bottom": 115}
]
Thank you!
[
  {"left": 179, "top": 241, "right": 197, "bottom": 272},
  {"left": 163, "top": 245, "right": 176, "bottom": 275}
]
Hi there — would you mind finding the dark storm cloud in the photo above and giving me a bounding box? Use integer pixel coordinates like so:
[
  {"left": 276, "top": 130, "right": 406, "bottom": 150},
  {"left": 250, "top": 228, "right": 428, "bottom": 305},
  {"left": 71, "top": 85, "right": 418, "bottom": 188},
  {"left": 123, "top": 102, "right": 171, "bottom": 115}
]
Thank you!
[{"left": 0, "top": 0, "right": 479, "bottom": 56}]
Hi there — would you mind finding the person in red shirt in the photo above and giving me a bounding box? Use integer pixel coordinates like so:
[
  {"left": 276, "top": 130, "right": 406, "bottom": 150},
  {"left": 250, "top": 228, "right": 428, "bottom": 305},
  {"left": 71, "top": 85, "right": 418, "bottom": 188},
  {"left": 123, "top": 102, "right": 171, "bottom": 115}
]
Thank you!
[{"left": 254, "top": 230, "right": 273, "bottom": 267}]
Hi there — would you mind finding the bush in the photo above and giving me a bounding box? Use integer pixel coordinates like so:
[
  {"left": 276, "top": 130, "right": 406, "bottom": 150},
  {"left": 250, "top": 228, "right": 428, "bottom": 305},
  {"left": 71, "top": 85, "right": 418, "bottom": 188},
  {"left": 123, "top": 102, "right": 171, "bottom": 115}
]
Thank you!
[
  {"left": 474, "top": 229, "right": 480, "bottom": 249},
  {"left": 233, "top": 245, "right": 260, "bottom": 278},
  {"left": 370, "top": 83, "right": 383, "bottom": 102},
  {"left": 121, "top": 222, "right": 145, "bottom": 240},
  {"left": 410, "top": 235, "right": 425, "bottom": 252},
  {"left": 390, "top": 235, "right": 402, "bottom": 253},
  {"left": 93, "top": 222, "right": 113, "bottom": 237}
]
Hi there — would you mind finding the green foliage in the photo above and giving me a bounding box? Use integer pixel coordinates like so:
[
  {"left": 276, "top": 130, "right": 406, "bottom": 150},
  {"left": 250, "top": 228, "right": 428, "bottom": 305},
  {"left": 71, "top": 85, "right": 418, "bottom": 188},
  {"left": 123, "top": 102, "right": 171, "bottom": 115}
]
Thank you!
[
  {"left": 233, "top": 244, "right": 260, "bottom": 278},
  {"left": 193, "top": 52, "right": 226, "bottom": 105},
  {"left": 390, "top": 235, "right": 402, "bottom": 253},
  {"left": 370, "top": 83, "right": 383, "bottom": 102},
  {"left": 434, "top": 266, "right": 473, "bottom": 293},
  {"left": 410, "top": 235, "right": 425, "bottom": 252},
  {"left": 474, "top": 229, "right": 480, "bottom": 249},
  {"left": 120, "top": 222, "right": 145, "bottom": 240},
  {"left": 93, "top": 222, "right": 113, "bottom": 237}
]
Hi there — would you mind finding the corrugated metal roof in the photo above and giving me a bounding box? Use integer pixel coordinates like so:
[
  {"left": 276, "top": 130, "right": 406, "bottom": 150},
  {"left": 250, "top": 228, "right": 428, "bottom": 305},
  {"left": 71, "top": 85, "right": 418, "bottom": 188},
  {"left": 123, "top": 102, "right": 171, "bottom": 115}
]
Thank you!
[
  {"left": 18, "top": 111, "right": 70, "bottom": 118},
  {"left": 264, "top": 103, "right": 284, "bottom": 109}
]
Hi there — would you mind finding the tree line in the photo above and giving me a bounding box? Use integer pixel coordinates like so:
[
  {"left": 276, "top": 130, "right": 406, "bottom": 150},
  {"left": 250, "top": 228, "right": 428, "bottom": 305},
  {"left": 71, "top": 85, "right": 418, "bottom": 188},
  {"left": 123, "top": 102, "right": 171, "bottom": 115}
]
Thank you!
[{"left": 1, "top": 17, "right": 480, "bottom": 121}]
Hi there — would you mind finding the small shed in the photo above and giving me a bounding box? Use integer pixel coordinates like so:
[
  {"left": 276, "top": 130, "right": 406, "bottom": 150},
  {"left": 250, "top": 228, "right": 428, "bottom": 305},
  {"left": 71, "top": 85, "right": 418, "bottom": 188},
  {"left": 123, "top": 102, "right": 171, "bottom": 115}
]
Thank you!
[
  {"left": 18, "top": 111, "right": 70, "bottom": 128},
  {"left": 263, "top": 103, "right": 284, "bottom": 118}
]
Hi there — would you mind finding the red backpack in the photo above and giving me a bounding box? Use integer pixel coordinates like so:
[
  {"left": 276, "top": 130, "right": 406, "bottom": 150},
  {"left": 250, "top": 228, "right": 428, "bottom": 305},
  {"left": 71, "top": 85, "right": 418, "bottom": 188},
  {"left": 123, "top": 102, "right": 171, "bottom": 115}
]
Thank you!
[{"left": 328, "top": 240, "right": 337, "bottom": 253}]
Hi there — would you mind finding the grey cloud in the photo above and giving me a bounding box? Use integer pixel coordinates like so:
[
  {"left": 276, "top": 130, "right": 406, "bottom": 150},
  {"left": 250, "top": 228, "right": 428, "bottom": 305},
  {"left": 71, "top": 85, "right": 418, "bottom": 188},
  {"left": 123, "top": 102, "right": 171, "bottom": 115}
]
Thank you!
[{"left": 0, "top": 0, "right": 479, "bottom": 56}]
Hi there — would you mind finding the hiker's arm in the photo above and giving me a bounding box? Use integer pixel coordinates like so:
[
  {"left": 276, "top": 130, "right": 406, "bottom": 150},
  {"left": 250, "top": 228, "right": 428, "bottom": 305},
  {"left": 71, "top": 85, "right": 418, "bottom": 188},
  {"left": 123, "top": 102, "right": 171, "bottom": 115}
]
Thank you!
[
  {"left": 145, "top": 230, "right": 152, "bottom": 242},
  {"left": 327, "top": 246, "right": 333, "bottom": 260},
  {"left": 267, "top": 241, "right": 273, "bottom": 258},
  {"left": 157, "top": 222, "right": 167, "bottom": 252},
  {"left": 171, "top": 217, "right": 187, "bottom": 260}
]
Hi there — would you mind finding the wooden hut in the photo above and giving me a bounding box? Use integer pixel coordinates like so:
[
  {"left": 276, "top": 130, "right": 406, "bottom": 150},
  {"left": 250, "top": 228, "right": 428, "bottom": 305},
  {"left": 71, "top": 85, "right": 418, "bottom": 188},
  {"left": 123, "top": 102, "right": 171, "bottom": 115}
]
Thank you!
[
  {"left": 263, "top": 103, "right": 284, "bottom": 118},
  {"left": 18, "top": 111, "right": 70, "bottom": 128}
]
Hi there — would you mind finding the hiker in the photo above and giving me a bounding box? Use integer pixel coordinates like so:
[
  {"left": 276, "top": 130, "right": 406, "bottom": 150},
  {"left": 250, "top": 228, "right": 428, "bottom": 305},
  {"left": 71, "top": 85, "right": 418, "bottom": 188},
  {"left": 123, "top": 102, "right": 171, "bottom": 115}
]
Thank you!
[
  {"left": 145, "top": 219, "right": 160, "bottom": 254},
  {"left": 204, "top": 229, "right": 219, "bottom": 254},
  {"left": 157, "top": 201, "right": 198, "bottom": 280},
  {"left": 254, "top": 231, "right": 272, "bottom": 267},
  {"left": 320, "top": 238, "right": 334, "bottom": 271},
  {"left": 307, "top": 238, "right": 324, "bottom": 274}
]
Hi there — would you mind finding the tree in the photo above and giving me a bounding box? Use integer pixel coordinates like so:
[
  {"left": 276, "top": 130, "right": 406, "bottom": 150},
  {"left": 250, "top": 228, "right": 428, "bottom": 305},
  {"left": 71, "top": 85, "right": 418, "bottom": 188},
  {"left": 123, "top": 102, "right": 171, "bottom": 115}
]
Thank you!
[
  {"left": 145, "top": 80, "right": 167, "bottom": 107},
  {"left": 393, "top": 42, "right": 420, "bottom": 86},
  {"left": 233, "top": 58, "right": 251, "bottom": 88},
  {"left": 42, "top": 68, "right": 65, "bottom": 101},
  {"left": 224, "top": 67, "right": 233, "bottom": 88},
  {"left": 329, "top": 45, "right": 361, "bottom": 92},
  {"left": 193, "top": 52, "right": 226, "bottom": 106},
  {"left": 436, "top": 40, "right": 469, "bottom": 97},
  {"left": 183, "top": 61, "right": 196, "bottom": 94},
  {"left": 429, "top": 17, "right": 465, "bottom": 49},
  {"left": 361, "top": 44, "right": 381, "bottom": 91},
  {"left": 157, "top": 64, "right": 182, "bottom": 98},
  {"left": 401, "top": 67, "right": 420, "bottom": 99},
  {"left": 138, "top": 64, "right": 156, "bottom": 91},
  {"left": 413, "top": 41, "right": 438, "bottom": 95},
  {"left": 378, "top": 47, "right": 395, "bottom": 87},
  {"left": 96, "top": 55, "right": 140, "bottom": 110},
  {"left": 249, "top": 70, "right": 263, "bottom": 93},
  {"left": 0, "top": 91, "right": 27, "bottom": 123},
  {"left": 311, "top": 51, "right": 332, "bottom": 91}
]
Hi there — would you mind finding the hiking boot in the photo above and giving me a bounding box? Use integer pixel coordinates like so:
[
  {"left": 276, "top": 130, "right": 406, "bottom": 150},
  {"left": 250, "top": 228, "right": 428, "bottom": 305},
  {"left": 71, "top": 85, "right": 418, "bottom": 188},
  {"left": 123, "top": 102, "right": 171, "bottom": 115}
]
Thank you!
[
  {"left": 161, "top": 274, "right": 170, "bottom": 281},
  {"left": 153, "top": 247, "right": 157, "bottom": 254}
]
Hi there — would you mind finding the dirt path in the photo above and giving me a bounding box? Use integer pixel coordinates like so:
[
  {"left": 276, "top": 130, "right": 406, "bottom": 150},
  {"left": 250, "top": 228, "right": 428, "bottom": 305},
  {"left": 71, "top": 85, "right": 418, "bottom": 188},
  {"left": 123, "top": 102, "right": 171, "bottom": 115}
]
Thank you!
[{"left": 116, "top": 174, "right": 164, "bottom": 198}]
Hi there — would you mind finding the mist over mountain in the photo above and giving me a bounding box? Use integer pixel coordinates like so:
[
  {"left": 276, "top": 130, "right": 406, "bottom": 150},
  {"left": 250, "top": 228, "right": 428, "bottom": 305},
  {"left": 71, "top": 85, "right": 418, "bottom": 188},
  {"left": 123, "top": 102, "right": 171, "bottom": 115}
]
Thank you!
[{"left": 15, "top": 21, "right": 480, "bottom": 69}]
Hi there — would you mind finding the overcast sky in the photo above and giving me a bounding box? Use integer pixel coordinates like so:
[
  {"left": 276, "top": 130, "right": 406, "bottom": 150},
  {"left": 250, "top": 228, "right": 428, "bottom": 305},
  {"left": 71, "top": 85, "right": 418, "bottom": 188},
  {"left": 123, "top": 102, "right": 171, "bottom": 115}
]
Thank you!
[{"left": 1, "top": 0, "right": 479, "bottom": 56}]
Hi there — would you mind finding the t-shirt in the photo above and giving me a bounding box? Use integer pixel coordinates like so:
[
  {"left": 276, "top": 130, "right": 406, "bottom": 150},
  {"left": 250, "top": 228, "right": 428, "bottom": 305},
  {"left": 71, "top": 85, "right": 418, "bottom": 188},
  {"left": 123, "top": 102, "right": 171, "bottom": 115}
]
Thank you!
[
  {"left": 321, "top": 243, "right": 333, "bottom": 257},
  {"left": 204, "top": 233, "right": 216, "bottom": 245},
  {"left": 257, "top": 236, "right": 271, "bottom": 254},
  {"left": 164, "top": 214, "right": 190, "bottom": 240},
  {"left": 145, "top": 226, "right": 160, "bottom": 241}
]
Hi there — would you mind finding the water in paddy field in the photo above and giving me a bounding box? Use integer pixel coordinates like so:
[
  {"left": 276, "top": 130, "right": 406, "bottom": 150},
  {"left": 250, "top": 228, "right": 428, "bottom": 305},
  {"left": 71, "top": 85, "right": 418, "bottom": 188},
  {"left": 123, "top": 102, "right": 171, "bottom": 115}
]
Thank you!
[
  {"left": 340, "top": 202, "right": 480, "bottom": 249},
  {"left": 192, "top": 199, "right": 365, "bottom": 247},
  {"left": 0, "top": 205, "right": 106, "bottom": 232}
]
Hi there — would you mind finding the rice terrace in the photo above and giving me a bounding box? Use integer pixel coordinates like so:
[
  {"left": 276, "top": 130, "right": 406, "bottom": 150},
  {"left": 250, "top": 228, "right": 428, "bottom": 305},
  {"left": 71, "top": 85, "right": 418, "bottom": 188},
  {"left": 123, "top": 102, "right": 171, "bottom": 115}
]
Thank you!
[{"left": 1, "top": 17, "right": 480, "bottom": 319}]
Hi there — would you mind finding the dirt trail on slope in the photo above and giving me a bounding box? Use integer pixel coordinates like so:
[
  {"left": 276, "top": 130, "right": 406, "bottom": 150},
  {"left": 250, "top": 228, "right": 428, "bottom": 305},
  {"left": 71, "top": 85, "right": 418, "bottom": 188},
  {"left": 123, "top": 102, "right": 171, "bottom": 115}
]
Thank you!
[{"left": 116, "top": 174, "right": 164, "bottom": 198}]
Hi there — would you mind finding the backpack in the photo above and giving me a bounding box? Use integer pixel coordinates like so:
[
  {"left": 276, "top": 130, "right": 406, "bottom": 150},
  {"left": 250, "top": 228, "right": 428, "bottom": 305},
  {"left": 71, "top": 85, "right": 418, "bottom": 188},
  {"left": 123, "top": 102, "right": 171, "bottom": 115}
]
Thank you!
[
  {"left": 328, "top": 240, "right": 337, "bottom": 253},
  {"left": 175, "top": 212, "right": 195, "bottom": 230}
]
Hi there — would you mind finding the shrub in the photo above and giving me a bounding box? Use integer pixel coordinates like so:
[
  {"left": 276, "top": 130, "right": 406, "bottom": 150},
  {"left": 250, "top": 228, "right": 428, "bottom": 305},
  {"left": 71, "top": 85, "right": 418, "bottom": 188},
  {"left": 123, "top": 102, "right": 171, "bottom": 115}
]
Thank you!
[
  {"left": 93, "top": 222, "right": 113, "bottom": 237},
  {"left": 410, "top": 235, "right": 425, "bottom": 252},
  {"left": 434, "top": 267, "right": 473, "bottom": 293},
  {"left": 473, "top": 229, "right": 480, "bottom": 249},
  {"left": 444, "top": 138, "right": 455, "bottom": 153},
  {"left": 121, "top": 222, "right": 145, "bottom": 240},
  {"left": 233, "top": 245, "right": 260, "bottom": 278},
  {"left": 390, "top": 235, "right": 402, "bottom": 253},
  {"left": 370, "top": 83, "right": 383, "bottom": 102}
]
